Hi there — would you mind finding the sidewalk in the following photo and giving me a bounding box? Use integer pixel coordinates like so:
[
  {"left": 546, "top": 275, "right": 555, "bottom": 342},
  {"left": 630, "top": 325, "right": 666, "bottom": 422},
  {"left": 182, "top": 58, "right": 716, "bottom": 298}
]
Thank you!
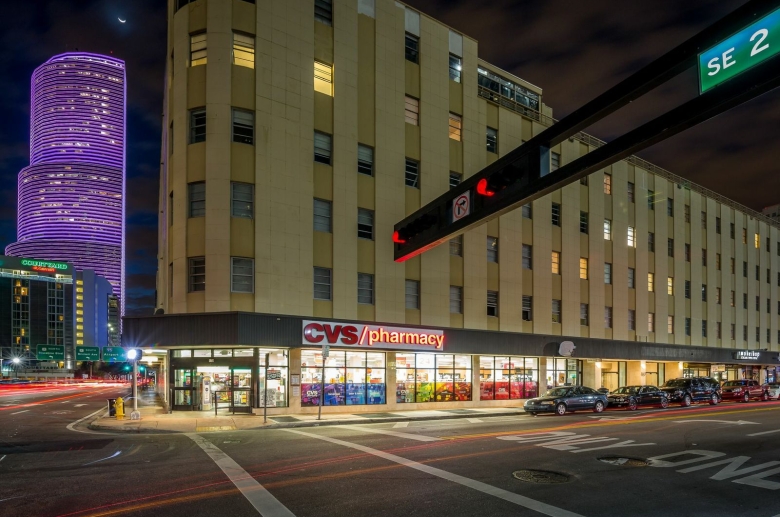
[{"left": 88, "top": 391, "right": 525, "bottom": 433}]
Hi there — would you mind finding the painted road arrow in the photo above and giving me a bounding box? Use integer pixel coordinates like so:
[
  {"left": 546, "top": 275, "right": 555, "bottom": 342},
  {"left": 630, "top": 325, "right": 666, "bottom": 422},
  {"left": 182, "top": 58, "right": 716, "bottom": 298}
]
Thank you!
[{"left": 673, "top": 419, "right": 759, "bottom": 425}]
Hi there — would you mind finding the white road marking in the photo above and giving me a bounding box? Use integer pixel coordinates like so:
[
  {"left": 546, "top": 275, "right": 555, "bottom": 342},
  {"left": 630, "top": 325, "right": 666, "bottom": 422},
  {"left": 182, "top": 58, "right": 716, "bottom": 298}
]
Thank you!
[
  {"left": 10, "top": 410, "right": 29, "bottom": 415},
  {"left": 83, "top": 451, "right": 122, "bottom": 466},
  {"left": 187, "top": 433, "right": 295, "bottom": 517},
  {"left": 341, "top": 425, "right": 442, "bottom": 442},
  {"left": 747, "top": 429, "right": 780, "bottom": 437},
  {"left": 285, "top": 429, "right": 584, "bottom": 517},
  {"left": 74, "top": 404, "right": 86, "bottom": 407},
  {"left": 0, "top": 455, "right": 5, "bottom": 463},
  {"left": 467, "top": 418, "right": 483, "bottom": 423},
  {"left": 673, "top": 419, "right": 759, "bottom": 425},
  {"left": 393, "top": 422, "right": 409, "bottom": 428},
  {"left": 66, "top": 407, "right": 111, "bottom": 435}
]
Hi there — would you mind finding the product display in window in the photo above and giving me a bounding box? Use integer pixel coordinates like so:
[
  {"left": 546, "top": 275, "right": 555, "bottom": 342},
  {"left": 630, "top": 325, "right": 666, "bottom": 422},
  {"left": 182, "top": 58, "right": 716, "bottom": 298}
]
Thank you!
[
  {"left": 301, "top": 350, "right": 385, "bottom": 406},
  {"left": 396, "top": 353, "right": 472, "bottom": 403},
  {"left": 479, "top": 356, "right": 539, "bottom": 400}
]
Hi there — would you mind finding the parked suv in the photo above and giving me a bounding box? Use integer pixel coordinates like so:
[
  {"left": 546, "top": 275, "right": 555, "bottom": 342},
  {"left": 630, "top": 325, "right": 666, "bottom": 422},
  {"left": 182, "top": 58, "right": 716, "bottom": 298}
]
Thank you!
[
  {"left": 660, "top": 377, "right": 721, "bottom": 407},
  {"left": 720, "top": 380, "right": 769, "bottom": 402}
]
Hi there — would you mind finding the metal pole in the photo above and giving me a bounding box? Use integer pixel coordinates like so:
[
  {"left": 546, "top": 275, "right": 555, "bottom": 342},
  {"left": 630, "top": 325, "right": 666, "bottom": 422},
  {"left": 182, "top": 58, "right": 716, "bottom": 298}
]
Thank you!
[
  {"left": 132, "top": 360, "right": 138, "bottom": 412},
  {"left": 317, "top": 361, "right": 324, "bottom": 421},
  {"left": 263, "top": 353, "right": 269, "bottom": 424}
]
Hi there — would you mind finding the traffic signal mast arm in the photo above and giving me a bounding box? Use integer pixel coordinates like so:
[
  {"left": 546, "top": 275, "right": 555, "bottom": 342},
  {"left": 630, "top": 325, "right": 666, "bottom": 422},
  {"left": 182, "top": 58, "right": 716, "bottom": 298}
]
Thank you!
[{"left": 393, "top": 0, "right": 780, "bottom": 262}]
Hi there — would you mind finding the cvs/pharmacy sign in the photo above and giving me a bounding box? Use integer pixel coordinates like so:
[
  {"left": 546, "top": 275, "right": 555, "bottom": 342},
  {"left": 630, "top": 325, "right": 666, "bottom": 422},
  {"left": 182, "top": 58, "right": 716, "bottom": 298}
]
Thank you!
[{"left": 302, "top": 320, "right": 444, "bottom": 351}]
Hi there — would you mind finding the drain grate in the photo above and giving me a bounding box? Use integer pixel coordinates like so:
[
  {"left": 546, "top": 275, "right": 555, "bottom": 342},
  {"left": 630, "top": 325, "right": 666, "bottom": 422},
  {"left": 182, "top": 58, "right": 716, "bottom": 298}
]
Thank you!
[
  {"left": 598, "top": 456, "right": 649, "bottom": 467},
  {"left": 512, "top": 469, "right": 570, "bottom": 484}
]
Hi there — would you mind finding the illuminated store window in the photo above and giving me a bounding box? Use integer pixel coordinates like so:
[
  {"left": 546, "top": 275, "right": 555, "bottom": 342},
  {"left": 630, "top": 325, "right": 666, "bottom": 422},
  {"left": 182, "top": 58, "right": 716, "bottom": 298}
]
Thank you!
[
  {"left": 258, "top": 350, "right": 289, "bottom": 408},
  {"left": 301, "top": 350, "right": 385, "bottom": 406},
  {"left": 397, "top": 353, "right": 471, "bottom": 403},
  {"left": 479, "top": 356, "right": 538, "bottom": 400}
]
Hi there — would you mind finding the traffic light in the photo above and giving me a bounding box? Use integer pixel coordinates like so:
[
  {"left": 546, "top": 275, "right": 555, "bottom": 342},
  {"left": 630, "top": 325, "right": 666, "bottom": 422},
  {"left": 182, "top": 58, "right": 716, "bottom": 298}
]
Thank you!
[{"left": 123, "top": 364, "right": 131, "bottom": 372}]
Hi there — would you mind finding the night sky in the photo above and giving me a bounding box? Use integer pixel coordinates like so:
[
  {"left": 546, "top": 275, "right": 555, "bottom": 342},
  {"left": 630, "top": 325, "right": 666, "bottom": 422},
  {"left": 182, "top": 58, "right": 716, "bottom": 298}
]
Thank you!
[{"left": 0, "top": 1, "right": 777, "bottom": 316}]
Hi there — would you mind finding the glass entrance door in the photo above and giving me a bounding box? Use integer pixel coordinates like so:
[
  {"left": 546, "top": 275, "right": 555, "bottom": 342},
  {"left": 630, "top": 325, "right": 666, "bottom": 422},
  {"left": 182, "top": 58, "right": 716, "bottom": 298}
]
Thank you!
[
  {"left": 173, "top": 369, "right": 195, "bottom": 410},
  {"left": 231, "top": 368, "right": 252, "bottom": 412}
]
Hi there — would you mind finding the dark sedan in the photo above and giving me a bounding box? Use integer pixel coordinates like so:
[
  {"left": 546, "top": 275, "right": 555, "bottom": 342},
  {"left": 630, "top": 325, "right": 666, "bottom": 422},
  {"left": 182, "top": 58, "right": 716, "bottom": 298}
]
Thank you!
[
  {"left": 607, "top": 385, "right": 669, "bottom": 410},
  {"left": 524, "top": 386, "right": 608, "bottom": 416}
]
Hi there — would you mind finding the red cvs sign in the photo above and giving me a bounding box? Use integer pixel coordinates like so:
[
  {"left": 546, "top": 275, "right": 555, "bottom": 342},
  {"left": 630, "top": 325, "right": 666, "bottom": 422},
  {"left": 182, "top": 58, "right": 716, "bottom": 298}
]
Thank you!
[{"left": 302, "top": 320, "right": 444, "bottom": 351}]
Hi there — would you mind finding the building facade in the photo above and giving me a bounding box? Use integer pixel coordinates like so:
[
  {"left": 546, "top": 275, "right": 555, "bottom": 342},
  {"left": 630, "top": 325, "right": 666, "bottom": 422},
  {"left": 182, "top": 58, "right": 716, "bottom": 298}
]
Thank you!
[
  {"left": 141, "top": 0, "right": 780, "bottom": 413},
  {"left": 5, "top": 53, "right": 126, "bottom": 314}
]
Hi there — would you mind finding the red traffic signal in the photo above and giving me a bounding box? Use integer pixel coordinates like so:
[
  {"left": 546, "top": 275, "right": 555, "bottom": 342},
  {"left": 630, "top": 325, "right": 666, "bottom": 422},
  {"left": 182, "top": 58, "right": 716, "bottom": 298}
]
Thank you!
[
  {"left": 392, "top": 231, "right": 406, "bottom": 244},
  {"left": 476, "top": 178, "right": 495, "bottom": 197}
]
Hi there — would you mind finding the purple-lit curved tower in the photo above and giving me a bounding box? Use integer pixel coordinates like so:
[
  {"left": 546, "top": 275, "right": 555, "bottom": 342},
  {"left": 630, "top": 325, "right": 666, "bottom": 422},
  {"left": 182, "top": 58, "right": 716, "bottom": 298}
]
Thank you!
[{"left": 6, "top": 53, "right": 126, "bottom": 312}]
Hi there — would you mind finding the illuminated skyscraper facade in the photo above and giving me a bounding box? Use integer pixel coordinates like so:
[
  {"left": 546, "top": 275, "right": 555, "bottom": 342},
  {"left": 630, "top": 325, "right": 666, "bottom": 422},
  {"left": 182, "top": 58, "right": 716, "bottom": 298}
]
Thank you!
[{"left": 6, "top": 53, "right": 126, "bottom": 315}]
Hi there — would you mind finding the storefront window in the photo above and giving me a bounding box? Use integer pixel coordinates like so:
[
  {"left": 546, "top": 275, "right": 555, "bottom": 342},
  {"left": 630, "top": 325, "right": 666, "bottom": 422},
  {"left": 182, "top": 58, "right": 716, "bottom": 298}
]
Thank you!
[
  {"left": 479, "top": 356, "right": 538, "bottom": 400},
  {"left": 259, "top": 350, "right": 288, "bottom": 407},
  {"left": 173, "top": 349, "right": 192, "bottom": 358},
  {"left": 396, "top": 353, "right": 472, "bottom": 403},
  {"left": 546, "top": 358, "right": 582, "bottom": 388},
  {"left": 214, "top": 349, "right": 233, "bottom": 358},
  {"left": 193, "top": 349, "right": 211, "bottom": 358},
  {"left": 234, "top": 348, "right": 254, "bottom": 357},
  {"left": 301, "top": 350, "right": 385, "bottom": 406}
]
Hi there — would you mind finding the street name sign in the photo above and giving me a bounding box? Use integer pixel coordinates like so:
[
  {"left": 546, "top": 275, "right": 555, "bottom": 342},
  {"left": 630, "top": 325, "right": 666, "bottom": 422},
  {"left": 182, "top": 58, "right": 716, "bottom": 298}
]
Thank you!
[
  {"left": 36, "top": 345, "right": 65, "bottom": 361},
  {"left": 76, "top": 346, "right": 100, "bottom": 361},
  {"left": 699, "top": 7, "right": 780, "bottom": 92},
  {"left": 102, "top": 347, "right": 126, "bottom": 361}
]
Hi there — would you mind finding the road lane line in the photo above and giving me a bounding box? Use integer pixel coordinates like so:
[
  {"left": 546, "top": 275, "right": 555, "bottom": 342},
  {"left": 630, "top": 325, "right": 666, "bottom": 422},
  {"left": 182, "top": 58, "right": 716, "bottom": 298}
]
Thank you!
[
  {"left": 285, "top": 429, "right": 584, "bottom": 517},
  {"left": 66, "top": 407, "right": 109, "bottom": 434},
  {"left": 10, "top": 410, "right": 29, "bottom": 415},
  {"left": 341, "top": 425, "right": 442, "bottom": 442},
  {"left": 187, "top": 433, "right": 295, "bottom": 517},
  {"left": 0, "top": 455, "right": 5, "bottom": 463},
  {"left": 393, "top": 422, "right": 409, "bottom": 428},
  {"left": 747, "top": 429, "right": 780, "bottom": 437},
  {"left": 83, "top": 451, "right": 122, "bottom": 466},
  {"left": 467, "top": 418, "right": 483, "bottom": 423}
]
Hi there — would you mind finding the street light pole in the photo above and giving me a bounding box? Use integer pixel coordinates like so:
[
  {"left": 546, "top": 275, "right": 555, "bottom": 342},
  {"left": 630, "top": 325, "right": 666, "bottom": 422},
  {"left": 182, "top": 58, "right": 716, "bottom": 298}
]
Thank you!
[{"left": 133, "top": 359, "right": 138, "bottom": 413}]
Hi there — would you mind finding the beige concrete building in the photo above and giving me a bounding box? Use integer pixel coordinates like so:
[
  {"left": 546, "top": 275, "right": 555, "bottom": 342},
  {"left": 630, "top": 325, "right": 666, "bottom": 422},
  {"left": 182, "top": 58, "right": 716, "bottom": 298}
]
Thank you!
[{"left": 140, "top": 0, "right": 780, "bottom": 413}]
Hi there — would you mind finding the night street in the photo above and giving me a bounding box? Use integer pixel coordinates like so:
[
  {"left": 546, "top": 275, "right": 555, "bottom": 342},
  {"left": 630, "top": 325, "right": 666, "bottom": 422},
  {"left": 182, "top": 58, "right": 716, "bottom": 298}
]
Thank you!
[{"left": 2, "top": 395, "right": 780, "bottom": 517}]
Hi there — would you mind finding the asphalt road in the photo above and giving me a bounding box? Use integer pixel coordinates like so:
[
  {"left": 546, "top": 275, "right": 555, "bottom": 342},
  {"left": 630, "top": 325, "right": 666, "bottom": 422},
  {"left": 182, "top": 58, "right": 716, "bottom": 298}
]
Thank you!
[{"left": 2, "top": 389, "right": 780, "bottom": 517}]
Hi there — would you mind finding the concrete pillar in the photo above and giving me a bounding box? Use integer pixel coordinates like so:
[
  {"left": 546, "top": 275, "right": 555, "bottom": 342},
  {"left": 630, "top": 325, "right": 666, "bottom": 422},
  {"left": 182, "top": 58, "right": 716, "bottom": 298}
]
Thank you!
[
  {"left": 386, "top": 352, "right": 397, "bottom": 410},
  {"left": 583, "top": 360, "right": 596, "bottom": 388},
  {"left": 289, "top": 348, "right": 301, "bottom": 411}
]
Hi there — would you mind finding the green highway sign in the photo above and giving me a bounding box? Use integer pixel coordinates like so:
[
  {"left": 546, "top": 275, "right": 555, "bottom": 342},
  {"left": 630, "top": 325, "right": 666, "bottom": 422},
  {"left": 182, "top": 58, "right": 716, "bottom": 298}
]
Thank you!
[
  {"left": 102, "top": 347, "right": 126, "bottom": 361},
  {"left": 75, "top": 346, "right": 100, "bottom": 361},
  {"left": 36, "top": 345, "right": 65, "bottom": 361},
  {"left": 699, "top": 7, "right": 780, "bottom": 93}
]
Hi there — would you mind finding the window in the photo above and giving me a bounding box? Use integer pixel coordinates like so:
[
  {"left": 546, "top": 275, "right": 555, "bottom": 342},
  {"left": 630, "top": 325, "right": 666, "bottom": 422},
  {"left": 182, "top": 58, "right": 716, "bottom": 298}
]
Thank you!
[
  {"left": 189, "top": 108, "right": 206, "bottom": 143},
  {"left": 314, "top": 131, "right": 332, "bottom": 164},
  {"left": 522, "top": 244, "right": 532, "bottom": 269},
  {"left": 314, "top": 267, "right": 332, "bottom": 300},
  {"left": 487, "top": 237, "right": 498, "bottom": 263},
  {"left": 731, "top": 324, "right": 736, "bottom": 340},
  {"left": 685, "top": 243, "right": 691, "bottom": 262},
  {"left": 232, "top": 109, "right": 254, "bottom": 144},
  {"left": 685, "top": 318, "right": 691, "bottom": 337},
  {"left": 357, "top": 145, "right": 374, "bottom": 175},
  {"left": 648, "top": 313, "right": 655, "bottom": 333},
  {"left": 405, "top": 33, "right": 419, "bottom": 63},
  {"left": 603, "top": 219, "right": 612, "bottom": 240},
  {"left": 357, "top": 208, "right": 374, "bottom": 240},
  {"left": 580, "top": 303, "right": 589, "bottom": 326},
  {"left": 313, "top": 199, "right": 331, "bottom": 232},
  {"left": 742, "top": 228, "right": 747, "bottom": 244},
  {"left": 684, "top": 205, "right": 690, "bottom": 223},
  {"left": 522, "top": 296, "right": 533, "bottom": 321},
  {"left": 190, "top": 33, "right": 207, "bottom": 66},
  {"left": 702, "top": 321, "right": 708, "bottom": 338},
  {"left": 551, "top": 203, "right": 561, "bottom": 226},
  {"left": 702, "top": 249, "right": 707, "bottom": 267},
  {"left": 755, "top": 233, "right": 760, "bottom": 248},
  {"left": 648, "top": 190, "right": 655, "bottom": 210},
  {"left": 731, "top": 290, "right": 736, "bottom": 307},
  {"left": 551, "top": 152, "right": 560, "bottom": 171},
  {"left": 450, "top": 286, "right": 463, "bottom": 314},
  {"left": 169, "top": 191, "right": 174, "bottom": 226},
  {"left": 768, "top": 268, "right": 772, "bottom": 284},
  {"left": 314, "top": 61, "right": 334, "bottom": 96},
  {"left": 627, "top": 226, "right": 636, "bottom": 248},
  {"left": 449, "top": 54, "right": 462, "bottom": 82},
  {"left": 648, "top": 232, "right": 655, "bottom": 252},
  {"left": 702, "top": 211, "right": 708, "bottom": 229},
  {"left": 405, "top": 280, "right": 420, "bottom": 309},
  {"left": 552, "top": 299, "right": 561, "bottom": 323},
  {"left": 667, "top": 238, "right": 674, "bottom": 257},
  {"left": 580, "top": 212, "right": 589, "bottom": 234},
  {"left": 628, "top": 268, "right": 635, "bottom": 289},
  {"left": 604, "top": 263, "right": 612, "bottom": 284},
  {"left": 404, "top": 96, "right": 419, "bottom": 125},
  {"left": 628, "top": 310, "right": 636, "bottom": 331},
  {"left": 716, "top": 217, "right": 721, "bottom": 234},
  {"left": 756, "top": 265, "right": 760, "bottom": 281},
  {"left": 768, "top": 298, "right": 772, "bottom": 314},
  {"left": 604, "top": 307, "right": 613, "bottom": 328},
  {"left": 486, "top": 127, "right": 498, "bottom": 153},
  {"left": 603, "top": 173, "right": 612, "bottom": 194},
  {"left": 767, "top": 237, "right": 771, "bottom": 249},
  {"left": 231, "top": 258, "right": 254, "bottom": 293},
  {"left": 778, "top": 242, "right": 780, "bottom": 256},
  {"left": 667, "top": 277, "right": 673, "bottom": 295},
  {"left": 450, "top": 235, "right": 463, "bottom": 256},
  {"left": 743, "top": 293, "right": 748, "bottom": 309},
  {"left": 756, "top": 327, "right": 761, "bottom": 343},
  {"left": 188, "top": 182, "right": 205, "bottom": 217},
  {"left": 405, "top": 158, "right": 419, "bottom": 188},
  {"left": 668, "top": 316, "right": 674, "bottom": 334},
  {"left": 701, "top": 285, "right": 707, "bottom": 302},
  {"left": 449, "top": 172, "right": 461, "bottom": 189},
  {"left": 522, "top": 204, "right": 532, "bottom": 219},
  {"left": 756, "top": 295, "right": 760, "bottom": 311},
  {"left": 667, "top": 198, "right": 674, "bottom": 216},
  {"left": 716, "top": 287, "right": 721, "bottom": 304},
  {"left": 302, "top": 350, "right": 382, "bottom": 406},
  {"left": 551, "top": 251, "right": 561, "bottom": 274},
  {"left": 231, "top": 182, "right": 254, "bottom": 218},
  {"left": 358, "top": 273, "right": 374, "bottom": 304},
  {"left": 731, "top": 258, "right": 736, "bottom": 274},
  {"left": 648, "top": 273, "right": 654, "bottom": 292},
  {"left": 627, "top": 182, "right": 635, "bottom": 203},
  {"left": 233, "top": 33, "right": 254, "bottom": 68},
  {"left": 449, "top": 113, "right": 462, "bottom": 141},
  {"left": 188, "top": 257, "right": 205, "bottom": 292},
  {"left": 685, "top": 280, "right": 691, "bottom": 299},
  {"left": 743, "top": 261, "right": 748, "bottom": 277},
  {"left": 487, "top": 291, "right": 499, "bottom": 317},
  {"left": 315, "top": 0, "right": 332, "bottom": 25},
  {"left": 716, "top": 253, "right": 721, "bottom": 270},
  {"left": 580, "top": 258, "right": 588, "bottom": 279},
  {"left": 743, "top": 325, "right": 748, "bottom": 341}
]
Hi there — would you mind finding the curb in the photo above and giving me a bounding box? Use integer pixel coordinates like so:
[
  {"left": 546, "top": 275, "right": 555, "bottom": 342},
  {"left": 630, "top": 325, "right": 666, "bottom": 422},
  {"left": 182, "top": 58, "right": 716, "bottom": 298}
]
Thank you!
[{"left": 87, "top": 410, "right": 525, "bottom": 434}]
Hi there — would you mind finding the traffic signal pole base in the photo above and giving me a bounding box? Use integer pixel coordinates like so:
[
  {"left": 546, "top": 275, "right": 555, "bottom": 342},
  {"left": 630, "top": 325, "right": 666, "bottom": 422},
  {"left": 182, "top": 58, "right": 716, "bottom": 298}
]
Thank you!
[{"left": 130, "top": 410, "right": 141, "bottom": 420}]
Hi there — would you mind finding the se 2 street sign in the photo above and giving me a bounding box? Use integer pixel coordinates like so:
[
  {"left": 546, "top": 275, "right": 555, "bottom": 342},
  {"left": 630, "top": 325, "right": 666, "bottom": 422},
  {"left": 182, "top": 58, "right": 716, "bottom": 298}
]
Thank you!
[{"left": 699, "top": 7, "right": 780, "bottom": 93}]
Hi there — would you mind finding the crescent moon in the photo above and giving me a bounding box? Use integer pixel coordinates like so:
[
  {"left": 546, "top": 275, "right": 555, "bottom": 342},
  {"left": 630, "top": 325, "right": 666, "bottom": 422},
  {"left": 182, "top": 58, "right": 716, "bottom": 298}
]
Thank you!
[{"left": 118, "top": 18, "right": 126, "bottom": 23}]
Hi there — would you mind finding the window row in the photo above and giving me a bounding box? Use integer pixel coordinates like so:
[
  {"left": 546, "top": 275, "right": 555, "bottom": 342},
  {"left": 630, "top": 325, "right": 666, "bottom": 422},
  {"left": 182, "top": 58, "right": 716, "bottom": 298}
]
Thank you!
[{"left": 183, "top": 257, "right": 254, "bottom": 293}]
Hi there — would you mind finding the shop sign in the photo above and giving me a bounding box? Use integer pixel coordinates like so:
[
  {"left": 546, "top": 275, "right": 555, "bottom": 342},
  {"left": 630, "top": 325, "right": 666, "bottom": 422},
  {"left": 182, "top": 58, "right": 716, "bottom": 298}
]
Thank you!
[
  {"left": 734, "top": 350, "right": 760, "bottom": 361},
  {"left": 302, "top": 320, "right": 444, "bottom": 351},
  {"left": 711, "top": 364, "right": 726, "bottom": 373},
  {"left": 267, "top": 370, "right": 281, "bottom": 380}
]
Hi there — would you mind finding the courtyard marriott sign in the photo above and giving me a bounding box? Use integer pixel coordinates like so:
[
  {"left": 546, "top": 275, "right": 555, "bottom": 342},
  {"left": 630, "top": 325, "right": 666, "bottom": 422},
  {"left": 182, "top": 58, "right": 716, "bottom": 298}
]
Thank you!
[
  {"left": 302, "top": 320, "right": 444, "bottom": 351},
  {"left": 733, "top": 350, "right": 761, "bottom": 361}
]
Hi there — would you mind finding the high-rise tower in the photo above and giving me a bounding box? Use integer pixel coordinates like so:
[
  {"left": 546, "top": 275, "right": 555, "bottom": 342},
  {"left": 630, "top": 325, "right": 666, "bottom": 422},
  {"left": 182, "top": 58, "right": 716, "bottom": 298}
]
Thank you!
[{"left": 6, "top": 53, "right": 126, "bottom": 313}]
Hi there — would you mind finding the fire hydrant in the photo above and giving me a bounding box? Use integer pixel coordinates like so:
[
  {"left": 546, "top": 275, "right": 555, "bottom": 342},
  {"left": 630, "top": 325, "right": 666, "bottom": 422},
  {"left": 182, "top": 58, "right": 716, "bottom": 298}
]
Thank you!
[{"left": 115, "top": 397, "right": 125, "bottom": 420}]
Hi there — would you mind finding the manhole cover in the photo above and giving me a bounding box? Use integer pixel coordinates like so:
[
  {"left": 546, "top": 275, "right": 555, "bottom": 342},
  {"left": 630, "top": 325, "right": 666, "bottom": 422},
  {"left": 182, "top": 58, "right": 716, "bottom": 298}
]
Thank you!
[
  {"left": 598, "top": 456, "right": 649, "bottom": 467},
  {"left": 512, "top": 469, "right": 570, "bottom": 484}
]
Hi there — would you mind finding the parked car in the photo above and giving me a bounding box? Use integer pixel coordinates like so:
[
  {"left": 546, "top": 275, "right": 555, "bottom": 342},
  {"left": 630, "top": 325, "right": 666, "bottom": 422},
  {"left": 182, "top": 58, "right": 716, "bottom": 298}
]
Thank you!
[
  {"left": 607, "top": 385, "right": 669, "bottom": 410},
  {"left": 524, "top": 386, "right": 608, "bottom": 416},
  {"left": 766, "top": 383, "right": 780, "bottom": 400},
  {"left": 660, "top": 377, "right": 721, "bottom": 407},
  {"left": 721, "top": 380, "right": 769, "bottom": 402}
]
